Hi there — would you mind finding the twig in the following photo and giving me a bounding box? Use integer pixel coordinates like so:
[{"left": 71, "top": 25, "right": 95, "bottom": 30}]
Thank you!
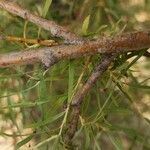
[
  {"left": 63, "top": 53, "right": 117, "bottom": 146},
  {"left": 0, "top": 34, "right": 57, "bottom": 46},
  {"left": 0, "top": 31, "right": 150, "bottom": 68},
  {"left": 0, "top": 0, "right": 82, "bottom": 43}
]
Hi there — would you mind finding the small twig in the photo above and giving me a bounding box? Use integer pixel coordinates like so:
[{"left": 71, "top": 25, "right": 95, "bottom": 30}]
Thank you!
[
  {"left": 63, "top": 53, "right": 117, "bottom": 146},
  {"left": 0, "top": 0, "right": 82, "bottom": 43},
  {"left": 0, "top": 34, "right": 57, "bottom": 46}
]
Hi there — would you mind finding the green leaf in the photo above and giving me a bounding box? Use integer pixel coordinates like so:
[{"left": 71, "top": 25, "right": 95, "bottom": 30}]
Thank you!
[
  {"left": 16, "top": 134, "right": 34, "bottom": 149},
  {"left": 122, "top": 50, "right": 145, "bottom": 73},
  {"left": 42, "top": 0, "right": 53, "bottom": 17},
  {"left": 124, "top": 83, "right": 150, "bottom": 89},
  {"left": 82, "top": 15, "right": 90, "bottom": 35},
  {"left": 68, "top": 61, "right": 75, "bottom": 102},
  {"left": 2, "top": 100, "right": 50, "bottom": 109},
  {"left": 38, "top": 71, "right": 49, "bottom": 119},
  {"left": 108, "top": 125, "right": 150, "bottom": 149},
  {"left": 84, "top": 126, "right": 91, "bottom": 149},
  {"left": 109, "top": 135, "right": 124, "bottom": 150},
  {"left": 27, "top": 111, "right": 65, "bottom": 128},
  {"left": 38, "top": 0, "right": 52, "bottom": 37},
  {"left": 94, "top": 90, "right": 114, "bottom": 122}
]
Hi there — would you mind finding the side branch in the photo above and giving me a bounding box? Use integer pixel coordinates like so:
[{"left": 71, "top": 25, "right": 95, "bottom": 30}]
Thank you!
[
  {"left": 0, "top": 0, "right": 82, "bottom": 42},
  {"left": 63, "top": 53, "right": 117, "bottom": 146},
  {"left": 0, "top": 31, "right": 150, "bottom": 68}
]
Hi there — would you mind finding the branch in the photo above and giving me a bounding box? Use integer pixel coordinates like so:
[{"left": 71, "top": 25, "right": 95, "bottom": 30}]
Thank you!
[
  {"left": 63, "top": 53, "right": 117, "bottom": 146},
  {"left": 0, "top": 31, "right": 150, "bottom": 68},
  {"left": 0, "top": 0, "right": 82, "bottom": 42},
  {"left": 0, "top": 34, "right": 57, "bottom": 46}
]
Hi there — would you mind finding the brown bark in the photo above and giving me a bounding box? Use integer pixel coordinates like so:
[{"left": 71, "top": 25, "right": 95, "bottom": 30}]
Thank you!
[
  {"left": 0, "top": 0, "right": 82, "bottom": 43},
  {"left": 63, "top": 54, "right": 117, "bottom": 146},
  {"left": 0, "top": 31, "right": 150, "bottom": 68}
]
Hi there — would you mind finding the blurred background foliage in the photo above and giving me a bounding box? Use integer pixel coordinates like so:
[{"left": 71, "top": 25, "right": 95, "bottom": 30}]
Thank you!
[{"left": 0, "top": 0, "right": 150, "bottom": 149}]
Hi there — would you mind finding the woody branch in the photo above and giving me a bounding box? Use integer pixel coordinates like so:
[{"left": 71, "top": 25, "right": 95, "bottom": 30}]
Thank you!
[
  {"left": 0, "top": 1, "right": 150, "bottom": 69},
  {"left": 0, "top": 31, "right": 150, "bottom": 68},
  {"left": 63, "top": 53, "right": 117, "bottom": 146},
  {"left": 0, "top": 0, "right": 82, "bottom": 43}
]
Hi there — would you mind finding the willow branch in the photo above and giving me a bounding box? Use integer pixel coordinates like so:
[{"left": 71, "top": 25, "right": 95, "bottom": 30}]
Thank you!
[
  {"left": 0, "top": 31, "right": 150, "bottom": 68},
  {"left": 0, "top": 34, "right": 58, "bottom": 46},
  {"left": 63, "top": 53, "right": 117, "bottom": 146},
  {"left": 1, "top": 0, "right": 150, "bottom": 148},
  {"left": 0, "top": 0, "right": 82, "bottom": 42}
]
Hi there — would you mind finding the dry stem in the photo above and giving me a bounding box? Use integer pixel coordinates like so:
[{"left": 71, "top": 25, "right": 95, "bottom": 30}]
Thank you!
[{"left": 0, "top": 34, "right": 57, "bottom": 46}]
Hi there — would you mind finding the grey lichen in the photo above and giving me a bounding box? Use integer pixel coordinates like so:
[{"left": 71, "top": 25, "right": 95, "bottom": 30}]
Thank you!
[{"left": 39, "top": 48, "right": 58, "bottom": 69}]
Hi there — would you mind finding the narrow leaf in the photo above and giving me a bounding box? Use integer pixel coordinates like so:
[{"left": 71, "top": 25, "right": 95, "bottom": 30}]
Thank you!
[
  {"left": 16, "top": 134, "right": 34, "bottom": 149},
  {"left": 82, "top": 15, "right": 90, "bottom": 35}
]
